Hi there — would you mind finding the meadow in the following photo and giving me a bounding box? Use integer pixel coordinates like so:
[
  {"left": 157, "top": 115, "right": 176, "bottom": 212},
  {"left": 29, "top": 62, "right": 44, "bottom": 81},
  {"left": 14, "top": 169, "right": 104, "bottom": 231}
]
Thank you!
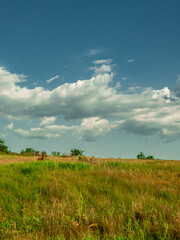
[{"left": 0, "top": 155, "right": 179, "bottom": 240}]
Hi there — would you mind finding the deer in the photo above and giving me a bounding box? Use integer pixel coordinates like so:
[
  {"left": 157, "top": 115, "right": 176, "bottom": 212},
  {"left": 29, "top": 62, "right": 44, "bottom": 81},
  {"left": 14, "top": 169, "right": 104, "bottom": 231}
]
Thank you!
[{"left": 37, "top": 152, "right": 46, "bottom": 161}]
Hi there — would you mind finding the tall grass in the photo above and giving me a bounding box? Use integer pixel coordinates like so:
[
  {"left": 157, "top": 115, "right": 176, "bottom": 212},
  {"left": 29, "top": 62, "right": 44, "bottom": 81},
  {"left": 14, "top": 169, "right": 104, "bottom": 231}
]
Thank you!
[{"left": 0, "top": 159, "right": 179, "bottom": 239}]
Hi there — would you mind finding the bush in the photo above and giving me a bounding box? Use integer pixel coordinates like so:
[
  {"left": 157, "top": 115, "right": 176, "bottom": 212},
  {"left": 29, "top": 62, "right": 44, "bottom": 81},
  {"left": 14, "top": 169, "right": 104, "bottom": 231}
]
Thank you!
[
  {"left": 71, "top": 148, "right": 84, "bottom": 156},
  {"left": 20, "top": 148, "right": 40, "bottom": 156},
  {"left": 52, "top": 151, "right": 61, "bottom": 156},
  {"left": 146, "top": 155, "right": 154, "bottom": 159},
  {"left": 0, "top": 139, "right": 9, "bottom": 154},
  {"left": 137, "top": 152, "right": 155, "bottom": 160},
  {"left": 137, "top": 152, "right": 146, "bottom": 159}
]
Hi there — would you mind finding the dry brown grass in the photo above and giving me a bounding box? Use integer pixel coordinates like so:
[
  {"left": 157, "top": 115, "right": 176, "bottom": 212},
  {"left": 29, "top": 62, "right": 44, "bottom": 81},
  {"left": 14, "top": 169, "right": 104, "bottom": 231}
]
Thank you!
[{"left": 1, "top": 154, "right": 179, "bottom": 165}]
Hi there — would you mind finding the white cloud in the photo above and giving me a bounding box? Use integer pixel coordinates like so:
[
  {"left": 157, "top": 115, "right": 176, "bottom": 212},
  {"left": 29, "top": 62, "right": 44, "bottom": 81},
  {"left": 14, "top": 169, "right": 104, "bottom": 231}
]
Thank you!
[
  {"left": 122, "top": 77, "right": 127, "bottom": 81},
  {"left": 151, "top": 87, "right": 170, "bottom": 100},
  {"left": 46, "top": 75, "right": 60, "bottom": 83},
  {"left": 115, "top": 82, "right": 121, "bottom": 89},
  {"left": 128, "top": 86, "right": 142, "bottom": 92},
  {"left": 74, "top": 117, "right": 123, "bottom": 141},
  {"left": 4, "top": 122, "right": 13, "bottom": 131},
  {"left": 0, "top": 67, "right": 26, "bottom": 87},
  {"left": 0, "top": 133, "right": 7, "bottom": 139},
  {"left": 33, "top": 81, "right": 38, "bottom": 86},
  {"left": 127, "top": 59, "right": 134, "bottom": 63},
  {"left": 40, "top": 117, "right": 56, "bottom": 126},
  {"left": 15, "top": 124, "right": 76, "bottom": 139},
  {"left": 0, "top": 122, "right": 14, "bottom": 139},
  {"left": 15, "top": 117, "right": 123, "bottom": 141},
  {"left": 93, "top": 59, "right": 112, "bottom": 65},
  {"left": 121, "top": 105, "right": 180, "bottom": 142},
  {"left": 89, "top": 64, "right": 112, "bottom": 75},
  {"left": 1, "top": 62, "right": 180, "bottom": 142}
]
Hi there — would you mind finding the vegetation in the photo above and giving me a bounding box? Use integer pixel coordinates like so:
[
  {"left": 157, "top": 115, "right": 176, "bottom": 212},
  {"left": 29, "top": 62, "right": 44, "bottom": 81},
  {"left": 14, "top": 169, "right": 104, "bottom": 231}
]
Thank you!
[
  {"left": 0, "top": 156, "right": 179, "bottom": 239},
  {"left": 71, "top": 148, "right": 84, "bottom": 156},
  {"left": 137, "top": 152, "right": 146, "bottom": 159},
  {"left": 20, "top": 148, "right": 40, "bottom": 156},
  {"left": 146, "top": 155, "right": 154, "bottom": 160},
  {"left": 0, "top": 138, "right": 9, "bottom": 154},
  {"left": 52, "top": 151, "right": 61, "bottom": 156},
  {"left": 137, "top": 152, "right": 154, "bottom": 160}
]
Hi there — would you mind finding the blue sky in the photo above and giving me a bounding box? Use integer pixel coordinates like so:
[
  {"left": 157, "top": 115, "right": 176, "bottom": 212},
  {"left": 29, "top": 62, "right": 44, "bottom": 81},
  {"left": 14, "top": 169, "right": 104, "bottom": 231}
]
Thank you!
[{"left": 0, "top": 0, "right": 180, "bottom": 159}]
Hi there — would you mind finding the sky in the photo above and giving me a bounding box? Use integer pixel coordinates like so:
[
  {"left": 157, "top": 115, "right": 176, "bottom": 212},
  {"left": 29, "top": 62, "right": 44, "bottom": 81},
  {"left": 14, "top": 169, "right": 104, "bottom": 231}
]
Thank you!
[{"left": 0, "top": 0, "right": 180, "bottom": 159}]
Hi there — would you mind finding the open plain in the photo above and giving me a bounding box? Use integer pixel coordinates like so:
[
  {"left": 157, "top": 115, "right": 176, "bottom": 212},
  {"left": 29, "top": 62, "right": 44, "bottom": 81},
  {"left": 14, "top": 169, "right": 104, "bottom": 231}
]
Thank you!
[{"left": 0, "top": 155, "right": 179, "bottom": 240}]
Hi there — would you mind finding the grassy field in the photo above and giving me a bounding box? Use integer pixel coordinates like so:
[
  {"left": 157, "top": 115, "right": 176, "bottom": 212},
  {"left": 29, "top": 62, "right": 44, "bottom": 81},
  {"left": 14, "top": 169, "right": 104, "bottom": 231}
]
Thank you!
[{"left": 0, "top": 155, "right": 179, "bottom": 240}]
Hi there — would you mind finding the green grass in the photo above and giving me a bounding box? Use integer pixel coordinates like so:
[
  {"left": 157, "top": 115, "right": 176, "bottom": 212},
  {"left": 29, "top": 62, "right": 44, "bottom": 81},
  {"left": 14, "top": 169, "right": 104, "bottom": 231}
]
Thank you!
[{"left": 0, "top": 159, "right": 179, "bottom": 239}]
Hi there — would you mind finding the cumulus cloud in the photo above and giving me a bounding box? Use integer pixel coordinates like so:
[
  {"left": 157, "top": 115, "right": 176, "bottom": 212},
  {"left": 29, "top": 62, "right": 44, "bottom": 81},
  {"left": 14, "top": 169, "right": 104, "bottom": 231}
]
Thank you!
[
  {"left": 128, "top": 86, "right": 142, "bottom": 92},
  {"left": 40, "top": 116, "right": 56, "bottom": 126},
  {"left": 4, "top": 122, "right": 13, "bottom": 131},
  {"left": 74, "top": 117, "right": 123, "bottom": 141},
  {"left": 89, "top": 64, "right": 112, "bottom": 75},
  {"left": 115, "top": 82, "right": 121, "bottom": 89},
  {"left": 15, "top": 124, "right": 76, "bottom": 139},
  {"left": 15, "top": 117, "right": 123, "bottom": 141},
  {"left": 46, "top": 75, "right": 60, "bottom": 83},
  {"left": 1, "top": 62, "right": 180, "bottom": 142},
  {"left": 121, "top": 104, "right": 180, "bottom": 142},
  {"left": 0, "top": 122, "right": 14, "bottom": 138}
]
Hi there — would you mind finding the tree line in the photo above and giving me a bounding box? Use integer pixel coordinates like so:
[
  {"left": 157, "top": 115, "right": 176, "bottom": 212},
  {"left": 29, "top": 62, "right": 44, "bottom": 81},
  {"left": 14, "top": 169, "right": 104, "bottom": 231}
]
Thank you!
[
  {"left": 0, "top": 138, "right": 154, "bottom": 159},
  {"left": 0, "top": 138, "right": 84, "bottom": 157}
]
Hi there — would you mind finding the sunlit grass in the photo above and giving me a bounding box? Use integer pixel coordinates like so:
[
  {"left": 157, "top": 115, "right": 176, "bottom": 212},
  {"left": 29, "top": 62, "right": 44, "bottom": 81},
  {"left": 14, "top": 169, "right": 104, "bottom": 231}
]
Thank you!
[{"left": 0, "top": 157, "right": 179, "bottom": 239}]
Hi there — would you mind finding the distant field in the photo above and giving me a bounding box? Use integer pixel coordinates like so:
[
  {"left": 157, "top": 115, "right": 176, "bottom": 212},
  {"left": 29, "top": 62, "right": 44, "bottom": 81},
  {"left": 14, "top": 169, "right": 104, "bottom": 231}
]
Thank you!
[{"left": 0, "top": 155, "right": 179, "bottom": 240}]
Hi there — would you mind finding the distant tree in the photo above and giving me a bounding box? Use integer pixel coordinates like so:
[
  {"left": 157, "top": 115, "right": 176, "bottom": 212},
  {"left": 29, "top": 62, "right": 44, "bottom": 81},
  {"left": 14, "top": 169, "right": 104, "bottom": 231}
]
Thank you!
[
  {"left": 24, "top": 148, "right": 35, "bottom": 153},
  {"left": 0, "top": 138, "right": 9, "bottom": 154},
  {"left": 20, "top": 148, "right": 40, "bottom": 156},
  {"left": 71, "top": 148, "right": 84, "bottom": 156},
  {"left": 146, "top": 155, "right": 154, "bottom": 160},
  {"left": 52, "top": 151, "right": 61, "bottom": 156},
  {"left": 137, "top": 152, "right": 146, "bottom": 159}
]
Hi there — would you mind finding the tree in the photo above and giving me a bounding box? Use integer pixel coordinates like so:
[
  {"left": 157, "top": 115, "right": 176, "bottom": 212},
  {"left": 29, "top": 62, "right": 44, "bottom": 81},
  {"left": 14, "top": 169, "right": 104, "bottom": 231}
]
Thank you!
[
  {"left": 0, "top": 139, "right": 9, "bottom": 154},
  {"left": 71, "top": 148, "right": 84, "bottom": 156},
  {"left": 52, "top": 151, "right": 61, "bottom": 156},
  {"left": 137, "top": 152, "right": 146, "bottom": 159},
  {"left": 146, "top": 155, "right": 154, "bottom": 160},
  {"left": 24, "top": 148, "right": 35, "bottom": 153},
  {"left": 20, "top": 148, "right": 40, "bottom": 156}
]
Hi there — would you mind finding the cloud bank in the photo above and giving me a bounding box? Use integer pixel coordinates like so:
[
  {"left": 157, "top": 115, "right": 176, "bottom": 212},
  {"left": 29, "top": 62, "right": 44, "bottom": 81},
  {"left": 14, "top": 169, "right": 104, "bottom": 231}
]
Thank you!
[{"left": 0, "top": 62, "right": 180, "bottom": 142}]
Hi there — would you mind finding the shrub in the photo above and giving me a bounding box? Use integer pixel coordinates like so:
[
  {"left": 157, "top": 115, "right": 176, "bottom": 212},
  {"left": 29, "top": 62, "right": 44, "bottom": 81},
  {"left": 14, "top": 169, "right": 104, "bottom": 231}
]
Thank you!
[
  {"left": 146, "top": 155, "right": 154, "bottom": 159},
  {"left": 52, "top": 151, "right": 61, "bottom": 156},
  {"left": 71, "top": 148, "right": 84, "bottom": 156},
  {"left": 137, "top": 152, "right": 146, "bottom": 159},
  {"left": 20, "top": 148, "right": 40, "bottom": 156},
  {"left": 0, "top": 139, "right": 9, "bottom": 154}
]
